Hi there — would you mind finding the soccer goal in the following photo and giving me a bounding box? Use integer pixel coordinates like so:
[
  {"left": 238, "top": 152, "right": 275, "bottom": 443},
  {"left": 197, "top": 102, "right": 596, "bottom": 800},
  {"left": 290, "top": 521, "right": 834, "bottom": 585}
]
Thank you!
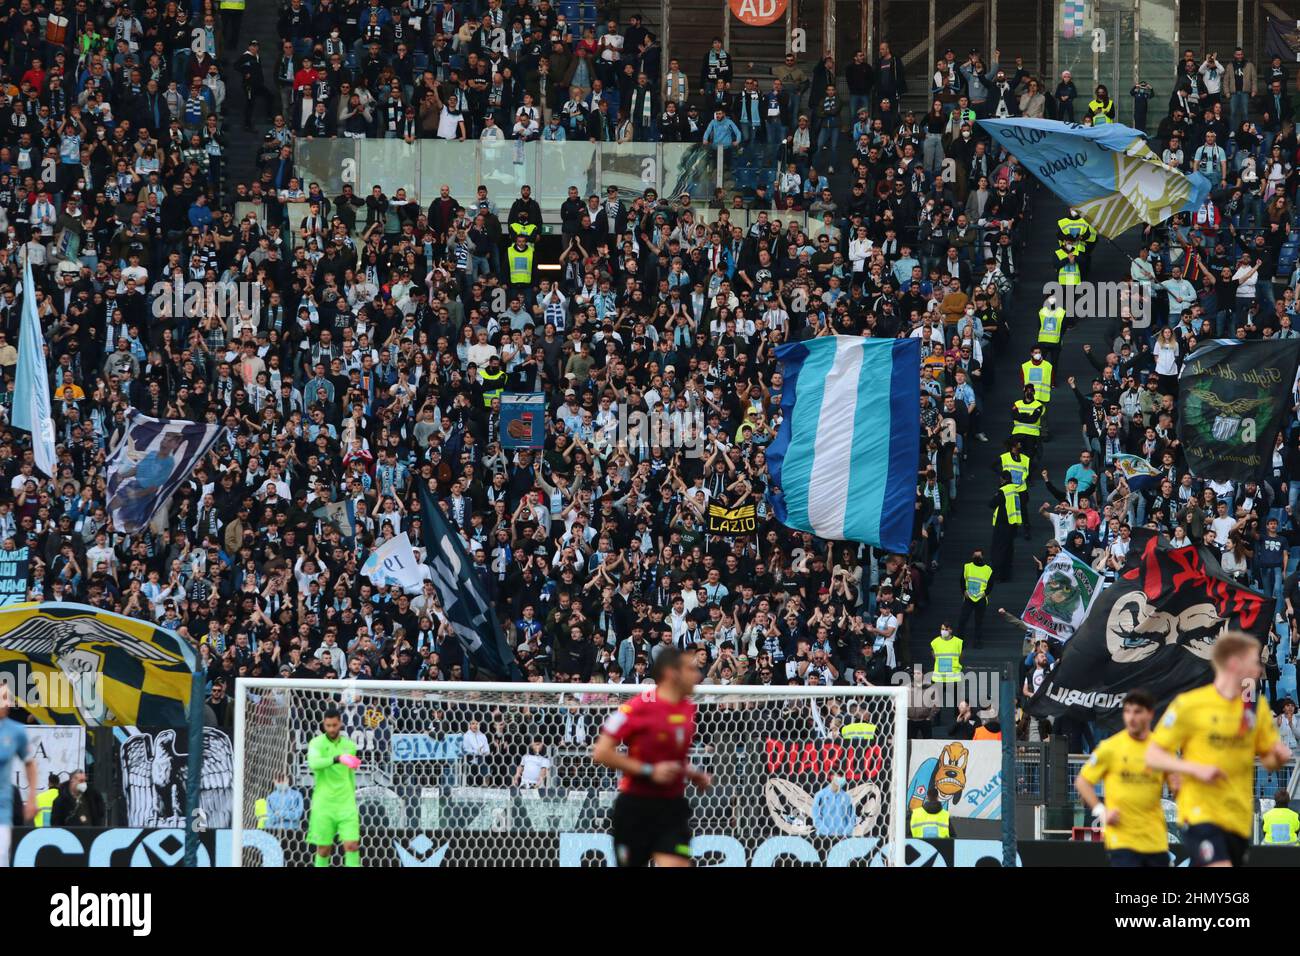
[{"left": 231, "top": 679, "right": 909, "bottom": 867}]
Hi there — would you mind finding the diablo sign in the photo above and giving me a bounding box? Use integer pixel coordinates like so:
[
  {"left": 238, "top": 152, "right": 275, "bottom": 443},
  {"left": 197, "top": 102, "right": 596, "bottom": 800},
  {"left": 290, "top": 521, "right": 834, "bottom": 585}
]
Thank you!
[{"left": 730, "top": 0, "right": 787, "bottom": 27}]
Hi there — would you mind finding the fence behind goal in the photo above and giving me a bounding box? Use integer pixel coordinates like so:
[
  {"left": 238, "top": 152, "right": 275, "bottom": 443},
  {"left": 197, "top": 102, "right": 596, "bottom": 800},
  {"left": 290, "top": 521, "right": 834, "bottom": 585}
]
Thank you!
[{"left": 232, "top": 679, "right": 909, "bottom": 867}]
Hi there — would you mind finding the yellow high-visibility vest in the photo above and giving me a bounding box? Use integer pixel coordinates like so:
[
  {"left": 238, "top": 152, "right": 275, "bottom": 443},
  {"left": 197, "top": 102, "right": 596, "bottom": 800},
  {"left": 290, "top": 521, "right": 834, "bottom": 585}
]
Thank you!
[
  {"left": 1261, "top": 806, "right": 1300, "bottom": 844},
  {"left": 1000, "top": 451, "right": 1029, "bottom": 492},
  {"left": 931, "top": 634, "right": 964, "bottom": 682},
  {"left": 508, "top": 244, "right": 535, "bottom": 284},
  {"left": 994, "top": 483, "right": 1022, "bottom": 525},
  {"left": 910, "top": 805, "right": 951, "bottom": 838},
  {"left": 1012, "top": 399, "right": 1043, "bottom": 437},
  {"left": 963, "top": 562, "right": 992, "bottom": 602},
  {"left": 480, "top": 368, "right": 506, "bottom": 405},
  {"left": 1087, "top": 99, "right": 1113, "bottom": 123},
  {"left": 1021, "top": 359, "right": 1053, "bottom": 403},
  {"left": 509, "top": 221, "right": 538, "bottom": 240},
  {"left": 254, "top": 797, "right": 269, "bottom": 829},
  {"left": 219, "top": 0, "right": 246, "bottom": 9},
  {"left": 34, "top": 787, "right": 59, "bottom": 827},
  {"left": 1038, "top": 306, "right": 1065, "bottom": 344}
]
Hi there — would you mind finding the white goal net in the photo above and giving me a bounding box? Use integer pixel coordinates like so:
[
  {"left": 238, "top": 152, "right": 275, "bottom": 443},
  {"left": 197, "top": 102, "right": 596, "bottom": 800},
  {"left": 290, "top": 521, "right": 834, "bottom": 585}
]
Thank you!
[{"left": 232, "top": 679, "right": 908, "bottom": 867}]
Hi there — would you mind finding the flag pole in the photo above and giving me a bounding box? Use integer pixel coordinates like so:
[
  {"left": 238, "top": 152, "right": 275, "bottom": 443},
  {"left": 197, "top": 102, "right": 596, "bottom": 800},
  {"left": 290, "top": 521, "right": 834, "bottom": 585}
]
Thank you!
[{"left": 184, "top": 668, "right": 205, "bottom": 867}]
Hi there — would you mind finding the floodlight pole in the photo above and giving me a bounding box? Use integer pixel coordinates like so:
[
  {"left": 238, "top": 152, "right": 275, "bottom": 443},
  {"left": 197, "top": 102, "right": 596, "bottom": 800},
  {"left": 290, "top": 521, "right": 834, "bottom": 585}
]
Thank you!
[{"left": 184, "top": 669, "right": 205, "bottom": 867}]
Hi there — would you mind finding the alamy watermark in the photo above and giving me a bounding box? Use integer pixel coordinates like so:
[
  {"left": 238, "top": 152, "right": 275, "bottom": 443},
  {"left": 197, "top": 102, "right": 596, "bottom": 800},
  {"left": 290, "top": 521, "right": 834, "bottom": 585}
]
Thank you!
[
  {"left": 605, "top": 402, "right": 709, "bottom": 459},
  {"left": 891, "top": 665, "right": 1001, "bottom": 712},
  {"left": 0, "top": 665, "right": 104, "bottom": 719},
  {"left": 150, "top": 280, "right": 261, "bottom": 331},
  {"left": 1041, "top": 280, "right": 1153, "bottom": 328}
]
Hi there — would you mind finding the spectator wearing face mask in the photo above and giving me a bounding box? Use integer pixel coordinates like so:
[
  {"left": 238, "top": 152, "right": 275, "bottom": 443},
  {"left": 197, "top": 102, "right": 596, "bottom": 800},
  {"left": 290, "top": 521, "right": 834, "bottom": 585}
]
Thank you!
[{"left": 50, "top": 770, "right": 105, "bottom": 827}]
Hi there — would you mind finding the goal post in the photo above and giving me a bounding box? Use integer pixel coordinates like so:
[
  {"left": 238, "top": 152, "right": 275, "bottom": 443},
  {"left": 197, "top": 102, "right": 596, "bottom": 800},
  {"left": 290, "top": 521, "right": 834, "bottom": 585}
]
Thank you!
[{"left": 231, "top": 678, "right": 909, "bottom": 867}]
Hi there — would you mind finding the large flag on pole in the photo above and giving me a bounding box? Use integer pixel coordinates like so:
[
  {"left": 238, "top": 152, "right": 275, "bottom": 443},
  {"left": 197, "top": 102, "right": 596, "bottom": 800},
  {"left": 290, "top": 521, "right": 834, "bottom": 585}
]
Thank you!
[
  {"left": 106, "top": 410, "right": 223, "bottom": 534},
  {"left": 361, "top": 532, "right": 429, "bottom": 593},
  {"left": 14, "top": 256, "right": 56, "bottom": 477},
  {"left": 765, "top": 336, "right": 920, "bottom": 553},
  {"left": 978, "top": 118, "right": 1213, "bottom": 236},
  {"left": 416, "top": 480, "right": 521, "bottom": 680},
  {"left": 1176, "top": 339, "right": 1300, "bottom": 483}
]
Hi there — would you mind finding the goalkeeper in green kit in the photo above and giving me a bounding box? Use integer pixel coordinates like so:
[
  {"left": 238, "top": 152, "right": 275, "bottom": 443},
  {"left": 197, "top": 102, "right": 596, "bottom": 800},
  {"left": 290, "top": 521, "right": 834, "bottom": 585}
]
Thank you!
[{"left": 307, "top": 707, "right": 363, "bottom": 867}]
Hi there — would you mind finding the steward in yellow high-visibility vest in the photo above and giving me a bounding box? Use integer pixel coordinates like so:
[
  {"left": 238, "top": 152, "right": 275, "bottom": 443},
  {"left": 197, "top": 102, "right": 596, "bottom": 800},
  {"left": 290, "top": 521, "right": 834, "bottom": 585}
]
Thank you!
[
  {"left": 1261, "top": 792, "right": 1300, "bottom": 844},
  {"left": 910, "top": 789, "right": 952, "bottom": 838},
  {"left": 254, "top": 797, "right": 269, "bottom": 829},
  {"left": 219, "top": 0, "right": 246, "bottom": 50},
  {"left": 1055, "top": 245, "right": 1082, "bottom": 285},
  {"left": 1037, "top": 302, "right": 1065, "bottom": 345},
  {"left": 1021, "top": 353, "right": 1053, "bottom": 404},
  {"left": 1011, "top": 385, "right": 1045, "bottom": 455},
  {"left": 958, "top": 549, "right": 992, "bottom": 647},
  {"left": 931, "top": 625, "right": 964, "bottom": 683},
  {"left": 993, "top": 481, "right": 1022, "bottom": 526},
  {"left": 1000, "top": 446, "right": 1029, "bottom": 492},
  {"left": 509, "top": 218, "right": 538, "bottom": 242},
  {"left": 989, "top": 473, "right": 1022, "bottom": 582},
  {"left": 1086, "top": 95, "right": 1116, "bottom": 124},
  {"left": 507, "top": 236, "right": 535, "bottom": 285},
  {"left": 479, "top": 357, "right": 506, "bottom": 406},
  {"left": 34, "top": 779, "right": 60, "bottom": 827}
]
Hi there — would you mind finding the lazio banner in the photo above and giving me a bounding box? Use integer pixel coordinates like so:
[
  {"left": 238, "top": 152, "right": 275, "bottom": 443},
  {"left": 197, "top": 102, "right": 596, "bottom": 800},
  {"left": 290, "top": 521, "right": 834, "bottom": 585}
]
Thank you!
[
  {"left": 0, "top": 603, "right": 198, "bottom": 726},
  {"left": 1177, "top": 339, "right": 1300, "bottom": 482},
  {"left": 708, "top": 503, "right": 758, "bottom": 535},
  {"left": 978, "top": 118, "right": 1213, "bottom": 236}
]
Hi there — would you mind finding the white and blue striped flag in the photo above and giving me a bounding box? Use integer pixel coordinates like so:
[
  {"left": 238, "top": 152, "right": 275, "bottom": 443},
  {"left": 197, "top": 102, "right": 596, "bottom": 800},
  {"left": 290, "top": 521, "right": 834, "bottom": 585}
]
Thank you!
[
  {"left": 767, "top": 336, "right": 921, "bottom": 552},
  {"left": 14, "top": 256, "right": 56, "bottom": 477}
]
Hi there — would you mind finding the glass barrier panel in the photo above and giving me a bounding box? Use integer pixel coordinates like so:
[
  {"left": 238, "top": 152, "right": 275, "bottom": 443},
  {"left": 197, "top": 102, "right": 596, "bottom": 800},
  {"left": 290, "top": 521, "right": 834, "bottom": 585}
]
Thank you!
[
  {"left": 417, "top": 141, "right": 480, "bottom": 208},
  {"left": 479, "top": 139, "right": 536, "bottom": 204},
  {"left": 535, "top": 141, "right": 599, "bottom": 210}
]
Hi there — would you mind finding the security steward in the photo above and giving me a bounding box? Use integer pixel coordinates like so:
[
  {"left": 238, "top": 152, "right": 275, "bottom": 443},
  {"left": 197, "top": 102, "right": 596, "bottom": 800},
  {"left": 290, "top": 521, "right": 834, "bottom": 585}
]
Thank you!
[
  {"left": 932, "top": 620, "right": 964, "bottom": 685},
  {"left": 34, "top": 773, "right": 60, "bottom": 827},
  {"left": 506, "top": 232, "right": 536, "bottom": 306},
  {"left": 479, "top": 354, "right": 507, "bottom": 407},
  {"left": 958, "top": 549, "right": 991, "bottom": 648},
  {"left": 1261, "top": 790, "right": 1300, "bottom": 845},
  {"left": 910, "top": 787, "right": 953, "bottom": 839},
  {"left": 1037, "top": 294, "right": 1066, "bottom": 368},
  {"left": 1011, "top": 384, "right": 1045, "bottom": 465},
  {"left": 1021, "top": 347, "right": 1054, "bottom": 442},
  {"left": 989, "top": 469, "right": 1023, "bottom": 582}
]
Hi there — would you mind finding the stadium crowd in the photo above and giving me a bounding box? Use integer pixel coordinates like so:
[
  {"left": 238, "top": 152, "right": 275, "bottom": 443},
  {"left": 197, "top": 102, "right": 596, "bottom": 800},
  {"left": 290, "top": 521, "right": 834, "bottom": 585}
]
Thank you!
[{"left": 0, "top": 0, "right": 1296, "bottom": 762}]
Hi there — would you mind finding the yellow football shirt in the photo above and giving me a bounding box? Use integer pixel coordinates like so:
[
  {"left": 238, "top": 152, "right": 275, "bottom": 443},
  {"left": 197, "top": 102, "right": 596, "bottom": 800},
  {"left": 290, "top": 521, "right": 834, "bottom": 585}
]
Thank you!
[
  {"left": 1150, "top": 684, "right": 1280, "bottom": 838},
  {"left": 1079, "top": 730, "right": 1168, "bottom": 853}
]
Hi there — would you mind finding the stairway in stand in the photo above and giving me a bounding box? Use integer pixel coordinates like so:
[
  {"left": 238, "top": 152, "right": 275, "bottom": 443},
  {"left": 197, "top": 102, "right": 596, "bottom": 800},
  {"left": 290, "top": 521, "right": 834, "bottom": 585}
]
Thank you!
[{"left": 221, "top": 0, "right": 284, "bottom": 203}]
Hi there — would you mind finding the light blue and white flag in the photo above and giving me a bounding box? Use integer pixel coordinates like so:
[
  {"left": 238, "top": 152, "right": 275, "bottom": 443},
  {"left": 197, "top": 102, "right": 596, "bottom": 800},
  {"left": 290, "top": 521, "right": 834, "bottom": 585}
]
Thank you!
[
  {"left": 361, "top": 532, "right": 429, "bottom": 593},
  {"left": 978, "top": 118, "right": 1213, "bottom": 236},
  {"left": 14, "top": 256, "right": 56, "bottom": 477},
  {"left": 766, "top": 336, "right": 920, "bottom": 552},
  {"left": 1110, "top": 453, "right": 1161, "bottom": 492}
]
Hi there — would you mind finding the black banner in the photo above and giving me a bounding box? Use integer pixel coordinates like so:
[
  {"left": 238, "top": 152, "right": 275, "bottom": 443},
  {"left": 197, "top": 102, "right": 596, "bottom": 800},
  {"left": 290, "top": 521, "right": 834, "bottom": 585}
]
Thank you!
[
  {"left": 1266, "top": 16, "right": 1300, "bottom": 64},
  {"left": 1029, "top": 530, "right": 1272, "bottom": 730},
  {"left": 707, "top": 503, "right": 757, "bottom": 535},
  {"left": 1176, "top": 339, "right": 1300, "bottom": 482},
  {"left": 416, "top": 481, "right": 521, "bottom": 680}
]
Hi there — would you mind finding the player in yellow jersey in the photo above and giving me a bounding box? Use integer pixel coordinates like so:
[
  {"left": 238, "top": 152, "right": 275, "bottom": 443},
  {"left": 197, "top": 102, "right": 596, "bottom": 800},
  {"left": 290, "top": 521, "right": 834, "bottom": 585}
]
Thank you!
[
  {"left": 1075, "top": 690, "right": 1171, "bottom": 867},
  {"left": 1146, "top": 632, "right": 1294, "bottom": 867}
]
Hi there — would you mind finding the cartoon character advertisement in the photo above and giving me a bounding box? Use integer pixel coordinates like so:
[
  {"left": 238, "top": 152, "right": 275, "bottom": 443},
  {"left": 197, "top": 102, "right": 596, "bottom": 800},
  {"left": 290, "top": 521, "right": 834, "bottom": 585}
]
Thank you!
[{"left": 905, "top": 741, "right": 1003, "bottom": 820}]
